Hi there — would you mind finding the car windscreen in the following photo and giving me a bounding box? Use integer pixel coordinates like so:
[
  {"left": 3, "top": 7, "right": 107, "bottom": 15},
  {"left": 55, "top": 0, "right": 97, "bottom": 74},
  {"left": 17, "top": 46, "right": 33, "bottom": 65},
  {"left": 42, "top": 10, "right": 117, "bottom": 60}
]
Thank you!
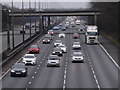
[
  {"left": 73, "top": 54, "right": 82, "bottom": 56},
  {"left": 49, "top": 56, "right": 58, "bottom": 60},
  {"left": 87, "top": 32, "right": 97, "bottom": 36},
  {"left": 13, "top": 65, "right": 25, "bottom": 69},
  {"left": 74, "top": 43, "right": 80, "bottom": 45},
  {"left": 24, "top": 56, "right": 34, "bottom": 58},
  {"left": 31, "top": 45, "right": 38, "bottom": 48}
]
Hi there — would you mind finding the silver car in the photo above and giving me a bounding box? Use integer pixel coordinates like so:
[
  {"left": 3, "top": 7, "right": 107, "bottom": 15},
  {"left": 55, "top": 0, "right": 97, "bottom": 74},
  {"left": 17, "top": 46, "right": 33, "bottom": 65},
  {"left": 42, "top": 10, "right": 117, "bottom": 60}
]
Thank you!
[
  {"left": 47, "top": 55, "right": 60, "bottom": 67},
  {"left": 72, "top": 42, "right": 81, "bottom": 50},
  {"left": 71, "top": 52, "right": 84, "bottom": 63},
  {"left": 58, "top": 44, "right": 67, "bottom": 53},
  {"left": 54, "top": 40, "right": 62, "bottom": 47}
]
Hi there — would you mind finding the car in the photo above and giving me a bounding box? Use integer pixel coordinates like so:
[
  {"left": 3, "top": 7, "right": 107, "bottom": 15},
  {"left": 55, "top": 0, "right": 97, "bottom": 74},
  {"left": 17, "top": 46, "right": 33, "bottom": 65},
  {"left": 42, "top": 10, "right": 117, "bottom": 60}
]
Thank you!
[
  {"left": 71, "top": 22, "right": 75, "bottom": 27},
  {"left": 65, "top": 24, "right": 68, "bottom": 28},
  {"left": 45, "top": 34, "right": 52, "bottom": 40},
  {"left": 10, "top": 63, "right": 27, "bottom": 77},
  {"left": 42, "top": 37, "right": 51, "bottom": 44},
  {"left": 48, "top": 30, "right": 54, "bottom": 35},
  {"left": 72, "top": 33, "right": 79, "bottom": 39},
  {"left": 28, "top": 45, "right": 40, "bottom": 54},
  {"left": 61, "top": 27, "right": 67, "bottom": 31},
  {"left": 47, "top": 55, "right": 60, "bottom": 67},
  {"left": 54, "top": 40, "right": 62, "bottom": 47},
  {"left": 72, "top": 42, "right": 81, "bottom": 50},
  {"left": 59, "top": 33, "right": 65, "bottom": 38},
  {"left": 53, "top": 26, "right": 59, "bottom": 30},
  {"left": 71, "top": 52, "right": 84, "bottom": 63},
  {"left": 59, "top": 23, "right": 62, "bottom": 26},
  {"left": 22, "top": 54, "right": 36, "bottom": 65},
  {"left": 58, "top": 44, "right": 67, "bottom": 53},
  {"left": 52, "top": 47, "right": 63, "bottom": 56}
]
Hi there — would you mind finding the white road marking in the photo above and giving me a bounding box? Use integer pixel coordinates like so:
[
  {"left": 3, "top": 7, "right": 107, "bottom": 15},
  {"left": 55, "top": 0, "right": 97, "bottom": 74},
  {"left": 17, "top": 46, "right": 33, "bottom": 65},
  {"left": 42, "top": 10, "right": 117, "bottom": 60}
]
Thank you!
[
  {"left": 37, "top": 36, "right": 44, "bottom": 43},
  {"left": 0, "top": 57, "right": 22, "bottom": 80},
  {"left": 29, "top": 82, "right": 32, "bottom": 84},
  {"left": 37, "top": 67, "right": 39, "bottom": 69},
  {"left": 64, "top": 70, "right": 67, "bottom": 75},
  {"left": 99, "top": 43, "right": 120, "bottom": 69},
  {"left": 39, "top": 65, "right": 41, "bottom": 66},
  {"left": 32, "top": 76, "right": 34, "bottom": 79},
  {"left": 63, "top": 80, "right": 66, "bottom": 85},
  {"left": 35, "top": 72, "right": 37, "bottom": 74},
  {"left": 41, "top": 62, "right": 42, "bottom": 63},
  {"left": 64, "top": 75, "right": 66, "bottom": 79}
]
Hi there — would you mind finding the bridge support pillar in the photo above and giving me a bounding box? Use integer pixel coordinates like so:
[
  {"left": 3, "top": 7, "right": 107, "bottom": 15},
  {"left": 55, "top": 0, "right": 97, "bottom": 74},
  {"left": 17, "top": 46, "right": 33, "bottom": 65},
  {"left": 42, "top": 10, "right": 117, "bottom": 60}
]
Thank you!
[
  {"left": 48, "top": 16, "right": 51, "bottom": 29},
  {"left": 94, "top": 13, "right": 97, "bottom": 25},
  {"left": 39, "top": 15, "right": 44, "bottom": 34}
]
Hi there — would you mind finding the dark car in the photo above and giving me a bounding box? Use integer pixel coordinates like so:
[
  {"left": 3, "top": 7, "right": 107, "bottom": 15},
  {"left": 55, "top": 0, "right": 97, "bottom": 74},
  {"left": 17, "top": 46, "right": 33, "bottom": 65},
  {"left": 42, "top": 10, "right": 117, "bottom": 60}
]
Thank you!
[
  {"left": 42, "top": 38, "right": 51, "bottom": 44},
  {"left": 62, "top": 27, "right": 67, "bottom": 31},
  {"left": 28, "top": 45, "right": 40, "bottom": 54},
  {"left": 45, "top": 34, "right": 52, "bottom": 40},
  {"left": 10, "top": 63, "right": 27, "bottom": 77},
  {"left": 52, "top": 47, "right": 63, "bottom": 56},
  {"left": 72, "top": 33, "right": 79, "bottom": 39}
]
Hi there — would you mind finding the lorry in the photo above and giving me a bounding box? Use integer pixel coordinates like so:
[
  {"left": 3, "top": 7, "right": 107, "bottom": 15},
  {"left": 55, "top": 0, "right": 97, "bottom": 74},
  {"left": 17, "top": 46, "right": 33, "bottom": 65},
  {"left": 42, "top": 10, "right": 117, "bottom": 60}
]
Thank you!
[
  {"left": 85, "top": 25, "right": 98, "bottom": 44},
  {"left": 76, "top": 20, "right": 81, "bottom": 25}
]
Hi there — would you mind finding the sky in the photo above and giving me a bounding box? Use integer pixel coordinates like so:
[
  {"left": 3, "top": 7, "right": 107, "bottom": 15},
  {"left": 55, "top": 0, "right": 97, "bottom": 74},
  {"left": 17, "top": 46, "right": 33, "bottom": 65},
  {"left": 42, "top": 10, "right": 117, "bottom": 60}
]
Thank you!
[{"left": 0, "top": 0, "right": 119, "bottom": 9}]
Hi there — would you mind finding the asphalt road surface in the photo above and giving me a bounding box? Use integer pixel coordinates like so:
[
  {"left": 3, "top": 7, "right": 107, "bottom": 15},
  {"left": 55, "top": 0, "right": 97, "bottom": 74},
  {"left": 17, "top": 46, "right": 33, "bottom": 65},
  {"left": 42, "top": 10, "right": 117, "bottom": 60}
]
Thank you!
[{"left": 2, "top": 22, "right": 119, "bottom": 89}]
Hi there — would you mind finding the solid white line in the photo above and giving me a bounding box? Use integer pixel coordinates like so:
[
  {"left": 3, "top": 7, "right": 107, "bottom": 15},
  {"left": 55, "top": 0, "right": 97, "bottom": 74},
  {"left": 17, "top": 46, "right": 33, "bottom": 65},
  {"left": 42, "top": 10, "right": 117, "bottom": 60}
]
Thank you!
[
  {"left": 99, "top": 43, "right": 120, "bottom": 69},
  {"left": 0, "top": 57, "right": 23, "bottom": 80},
  {"left": 0, "top": 68, "right": 11, "bottom": 80},
  {"left": 37, "top": 36, "right": 44, "bottom": 43}
]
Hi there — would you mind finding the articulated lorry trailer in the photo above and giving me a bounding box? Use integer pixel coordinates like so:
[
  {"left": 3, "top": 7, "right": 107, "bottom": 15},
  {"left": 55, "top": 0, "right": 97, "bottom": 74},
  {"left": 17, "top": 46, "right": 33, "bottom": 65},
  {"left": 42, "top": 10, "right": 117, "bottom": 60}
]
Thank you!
[{"left": 85, "top": 25, "right": 98, "bottom": 44}]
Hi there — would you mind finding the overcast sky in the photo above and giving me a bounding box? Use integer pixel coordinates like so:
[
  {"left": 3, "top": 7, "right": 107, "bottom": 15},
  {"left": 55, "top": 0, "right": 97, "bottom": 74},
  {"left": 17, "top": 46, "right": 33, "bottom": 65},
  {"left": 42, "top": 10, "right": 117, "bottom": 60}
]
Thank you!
[{"left": 1, "top": 0, "right": 119, "bottom": 9}]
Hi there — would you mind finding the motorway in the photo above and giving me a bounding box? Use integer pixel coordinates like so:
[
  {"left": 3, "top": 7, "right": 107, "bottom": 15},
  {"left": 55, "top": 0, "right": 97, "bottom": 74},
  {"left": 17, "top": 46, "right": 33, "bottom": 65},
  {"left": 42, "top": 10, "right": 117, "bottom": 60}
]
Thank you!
[{"left": 2, "top": 22, "right": 119, "bottom": 89}]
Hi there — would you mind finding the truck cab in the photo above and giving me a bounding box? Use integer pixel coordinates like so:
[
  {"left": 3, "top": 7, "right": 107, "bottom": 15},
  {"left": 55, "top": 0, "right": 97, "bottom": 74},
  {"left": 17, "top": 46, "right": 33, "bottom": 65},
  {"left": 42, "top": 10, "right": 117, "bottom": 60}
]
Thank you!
[{"left": 85, "top": 26, "right": 98, "bottom": 44}]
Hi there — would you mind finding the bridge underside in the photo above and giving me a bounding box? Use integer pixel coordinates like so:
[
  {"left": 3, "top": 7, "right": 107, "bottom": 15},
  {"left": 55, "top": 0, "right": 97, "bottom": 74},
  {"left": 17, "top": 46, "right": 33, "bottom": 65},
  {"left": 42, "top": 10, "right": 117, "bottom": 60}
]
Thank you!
[{"left": 9, "top": 12, "right": 100, "bottom": 17}]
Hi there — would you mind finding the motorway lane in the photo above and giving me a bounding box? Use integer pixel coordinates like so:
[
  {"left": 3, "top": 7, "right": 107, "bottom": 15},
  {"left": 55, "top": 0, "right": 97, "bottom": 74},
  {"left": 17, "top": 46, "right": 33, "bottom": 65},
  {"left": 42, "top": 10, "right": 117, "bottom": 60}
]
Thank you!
[
  {"left": 80, "top": 34, "right": 118, "bottom": 88},
  {"left": 65, "top": 28, "right": 98, "bottom": 88},
  {"left": 27, "top": 32, "right": 69, "bottom": 88},
  {"left": 2, "top": 33, "right": 58, "bottom": 88}
]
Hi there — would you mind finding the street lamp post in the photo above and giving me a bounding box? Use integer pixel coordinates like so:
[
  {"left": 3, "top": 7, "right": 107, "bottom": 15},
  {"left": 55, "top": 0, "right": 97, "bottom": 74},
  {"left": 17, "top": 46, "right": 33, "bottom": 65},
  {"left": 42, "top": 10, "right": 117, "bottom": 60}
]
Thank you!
[
  {"left": 22, "top": 0, "right": 25, "bottom": 43},
  {"left": 11, "top": 0, "right": 15, "bottom": 49}
]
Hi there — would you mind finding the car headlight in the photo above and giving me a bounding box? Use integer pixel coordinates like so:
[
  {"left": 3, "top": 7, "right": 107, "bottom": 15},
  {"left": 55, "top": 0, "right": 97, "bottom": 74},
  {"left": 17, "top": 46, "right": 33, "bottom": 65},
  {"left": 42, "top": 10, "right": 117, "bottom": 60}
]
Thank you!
[
  {"left": 53, "top": 52, "right": 55, "bottom": 53},
  {"left": 11, "top": 70, "right": 15, "bottom": 72},
  {"left": 60, "top": 52, "right": 62, "bottom": 54},
  {"left": 22, "top": 70, "right": 26, "bottom": 73},
  {"left": 48, "top": 40, "right": 50, "bottom": 41},
  {"left": 43, "top": 40, "right": 45, "bottom": 41}
]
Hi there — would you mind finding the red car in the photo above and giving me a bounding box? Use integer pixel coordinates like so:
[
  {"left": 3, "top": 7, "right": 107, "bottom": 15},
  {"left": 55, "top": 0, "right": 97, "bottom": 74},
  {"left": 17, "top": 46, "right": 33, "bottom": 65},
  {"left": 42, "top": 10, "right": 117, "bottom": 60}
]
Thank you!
[
  {"left": 28, "top": 45, "right": 40, "bottom": 54},
  {"left": 48, "top": 30, "right": 54, "bottom": 35},
  {"left": 72, "top": 33, "right": 79, "bottom": 39}
]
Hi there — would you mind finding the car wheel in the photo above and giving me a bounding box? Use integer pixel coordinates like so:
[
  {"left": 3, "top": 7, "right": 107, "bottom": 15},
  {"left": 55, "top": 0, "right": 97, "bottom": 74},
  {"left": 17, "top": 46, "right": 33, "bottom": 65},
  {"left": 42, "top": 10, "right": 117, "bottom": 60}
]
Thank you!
[{"left": 72, "top": 61, "right": 74, "bottom": 63}]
